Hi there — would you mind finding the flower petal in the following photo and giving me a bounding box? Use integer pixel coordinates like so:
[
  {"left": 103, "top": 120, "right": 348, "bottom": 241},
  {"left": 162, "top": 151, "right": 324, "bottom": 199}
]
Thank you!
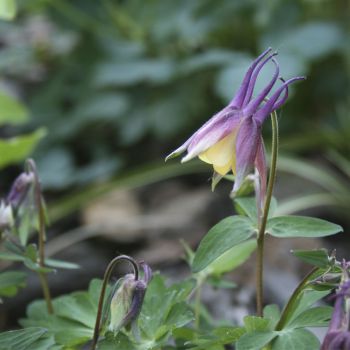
[
  {"left": 199, "top": 131, "right": 237, "bottom": 175},
  {"left": 232, "top": 117, "right": 260, "bottom": 193},
  {"left": 242, "top": 52, "right": 278, "bottom": 106},
  {"left": 182, "top": 106, "right": 241, "bottom": 162},
  {"left": 253, "top": 76, "right": 306, "bottom": 124},
  {"left": 271, "top": 80, "right": 288, "bottom": 110},
  {"left": 255, "top": 136, "right": 267, "bottom": 211},
  {"left": 165, "top": 137, "right": 193, "bottom": 161},
  {"left": 242, "top": 58, "right": 279, "bottom": 117},
  {"left": 230, "top": 47, "right": 272, "bottom": 108}
]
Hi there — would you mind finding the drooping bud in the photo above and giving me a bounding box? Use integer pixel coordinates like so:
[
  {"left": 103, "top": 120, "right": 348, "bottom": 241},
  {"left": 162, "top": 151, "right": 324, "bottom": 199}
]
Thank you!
[
  {"left": 109, "top": 274, "right": 138, "bottom": 332},
  {"left": 108, "top": 262, "right": 152, "bottom": 333},
  {"left": 6, "top": 172, "right": 34, "bottom": 210}
]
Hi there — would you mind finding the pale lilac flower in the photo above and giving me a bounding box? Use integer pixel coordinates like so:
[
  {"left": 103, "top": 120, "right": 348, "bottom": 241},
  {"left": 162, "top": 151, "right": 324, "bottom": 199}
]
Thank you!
[{"left": 166, "top": 48, "right": 305, "bottom": 200}]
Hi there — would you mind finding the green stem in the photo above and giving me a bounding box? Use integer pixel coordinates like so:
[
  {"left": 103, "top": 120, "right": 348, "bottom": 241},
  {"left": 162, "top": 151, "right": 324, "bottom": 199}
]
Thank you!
[
  {"left": 275, "top": 267, "right": 323, "bottom": 330},
  {"left": 256, "top": 111, "right": 279, "bottom": 316},
  {"left": 91, "top": 255, "right": 139, "bottom": 350},
  {"left": 38, "top": 273, "right": 53, "bottom": 313},
  {"left": 27, "top": 159, "right": 54, "bottom": 314},
  {"left": 194, "top": 282, "right": 203, "bottom": 330}
]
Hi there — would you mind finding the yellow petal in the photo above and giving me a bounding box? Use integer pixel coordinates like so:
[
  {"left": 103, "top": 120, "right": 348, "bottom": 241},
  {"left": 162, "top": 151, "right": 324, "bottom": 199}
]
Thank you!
[
  {"left": 198, "top": 152, "right": 211, "bottom": 164},
  {"left": 198, "top": 131, "right": 237, "bottom": 176},
  {"left": 201, "top": 132, "right": 236, "bottom": 165},
  {"left": 213, "top": 162, "right": 232, "bottom": 176}
]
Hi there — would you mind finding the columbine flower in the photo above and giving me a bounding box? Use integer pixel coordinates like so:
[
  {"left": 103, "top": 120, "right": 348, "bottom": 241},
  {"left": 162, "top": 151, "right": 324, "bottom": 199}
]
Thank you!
[
  {"left": 166, "top": 48, "right": 305, "bottom": 201},
  {"left": 321, "top": 267, "right": 350, "bottom": 350},
  {"left": 109, "top": 261, "right": 152, "bottom": 333}
]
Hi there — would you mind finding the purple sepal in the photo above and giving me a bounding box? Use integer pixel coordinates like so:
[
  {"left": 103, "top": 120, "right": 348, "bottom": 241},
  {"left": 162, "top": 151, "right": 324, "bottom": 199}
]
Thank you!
[
  {"left": 121, "top": 281, "right": 147, "bottom": 327},
  {"left": 321, "top": 275, "right": 350, "bottom": 350},
  {"left": 6, "top": 172, "right": 34, "bottom": 210}
]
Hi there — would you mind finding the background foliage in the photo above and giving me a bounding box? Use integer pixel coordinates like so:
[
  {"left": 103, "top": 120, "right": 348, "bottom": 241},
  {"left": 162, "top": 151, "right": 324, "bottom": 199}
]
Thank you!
[{"left": 0, "top": 0, "right": 348, "bottom": 193}]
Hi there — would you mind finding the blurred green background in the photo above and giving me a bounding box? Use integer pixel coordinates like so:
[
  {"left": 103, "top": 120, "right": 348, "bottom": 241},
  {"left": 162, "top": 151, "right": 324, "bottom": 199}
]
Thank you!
[{"left": 0, "top": 0, "right": 349, "bottom": 219}]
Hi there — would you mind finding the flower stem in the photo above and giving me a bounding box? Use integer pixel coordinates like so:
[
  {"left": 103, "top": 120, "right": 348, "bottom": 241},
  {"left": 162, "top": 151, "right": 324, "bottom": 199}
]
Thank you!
[
  {"left": 91, "top": 255, "right": 139, "bottom": 350},
  {"left": 27, "top": 159, "right": 54, "bottom": 314},
  {"left": 256, "top": 111, "right": 279, "bottom": 316},
  {"left": 275, "top": 267, "right": 323, "bottom": 330}
]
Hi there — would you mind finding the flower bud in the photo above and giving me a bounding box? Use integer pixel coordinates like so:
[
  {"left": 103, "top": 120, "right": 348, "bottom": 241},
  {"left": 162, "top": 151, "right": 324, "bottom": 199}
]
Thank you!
[
  {"left": 109, "top": 274, "right": 138, "bottom": 333},
  {"left": 6, "top": 172, "right": 34, "bottom": 210},
  {"left": 108, "top": 262, "right": 152, "bottom": 333},
  {"left": 0, "top": 201, "right": 14, "bottom": 233}
]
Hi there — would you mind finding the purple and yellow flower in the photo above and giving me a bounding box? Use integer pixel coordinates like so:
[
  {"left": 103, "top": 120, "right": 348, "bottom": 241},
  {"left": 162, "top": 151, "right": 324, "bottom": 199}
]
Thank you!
[{"left": 166, "top": 48, "right": 305, "bottom": 200}]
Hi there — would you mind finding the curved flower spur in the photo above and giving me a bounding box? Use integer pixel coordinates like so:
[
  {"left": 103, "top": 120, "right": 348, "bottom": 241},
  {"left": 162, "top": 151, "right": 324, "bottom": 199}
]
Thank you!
[{"left": 166, "top": 48, "right": 305, "bottom": 204}]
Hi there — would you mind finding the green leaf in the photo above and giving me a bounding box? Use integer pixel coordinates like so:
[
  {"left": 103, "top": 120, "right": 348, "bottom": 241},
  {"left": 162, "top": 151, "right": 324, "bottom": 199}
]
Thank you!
[
  {"left": 206, "top": 276, "right": 237, "bottom": 289},
  {"left": 53, "top": 293, "right": 97, "bottom": 329},
  {"left": 236, "top": 331, "right": 277, "bottom": 350},
  {"left": 200, "top": 239, "right": 256, "bottom": 277},
  {"left": 0, "top": 271, "right": 26, "bottom": 297},
  {"left": 20, "top": 300, "right": 50, "bottom": 328},
  {"left": 155, "top": 301, "right": 194, "bottom": 339},
  {"left": 0, "top": 128, "right": 46, "bottom": 169},
  {"left": 139, "top": 275, "right": 194, "bottom": 342},
  {"left": 213, "top": 326, "right": 246, "bottom": 344},
  {"left": 0, "top": 328, "right": 47, "bottom": 350},
  {"left": 0, "top": 251, "right": 25, "bottom": 262},
  {"left": 94, "top": 59, "right": 175, "bottom": 87},
  {"left": 45, "top": 259, "right": 80, "bottom": 269},
  {"left": 192, "top": 327, "right": 245, "bottom": 348},
  {"left": 234, "top": 197, "right": 277, "bottom": 222},
  {"left": 0, "top": 0, "right": 16, "bottom": 20},
  {"left": 271, "top": 329, "right": 320, "bottom": 350},
  {"left": 3, "top": 239, "right": 25, "bottom": 255},
  {"left": 267, "top": 216, "right": 342, "bottom": 238},
  {"left": 263, "top": 304, "right": 280, "bottom": 329},
  {"left": 20, "top": 296, "right": 95, "bottom": 347},
  {"left": 282, "top": 22, "right": 344, "bottom": 60},
  {"left": 0, "top": 92, "right": 28, "bottom": 124},
  {"left": 244, "top": 316, "right": 270, "bottom": 332},
  {"left": 23, "top": 258, "right": 53, "bottom": 273},
  {"left": 192, "top": 216, "right": 255, "bottom": 273},
  {"left": 287, "top": 306, "right": 332, "bottom": 329},
  {"left": 98, "top": 332, "right": 138, "bottom": 350},
  {"left": 287, "top": 289, "right": 331, "bottom": 326},
  {"left": 292, "top": 249, "right": 331, "bottom": 268},
  {"left": 72, "top": 93, "right": 129, "bottom": 122},
  {"left": 53, "top": 321, "right": 93, "bottom": 347},
  {"left": 25, "top": 244, "right": 38, "bottom": 262},
  {"left": 25, "top": 334, "right": 61, "bottom": 350}
]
